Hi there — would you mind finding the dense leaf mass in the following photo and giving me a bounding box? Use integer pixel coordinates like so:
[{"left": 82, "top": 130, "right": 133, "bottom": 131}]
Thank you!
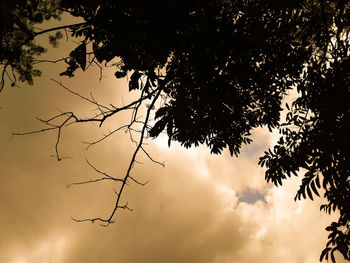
[
  {"left": 1, "top": 0, "right": 349, "bottom": 261},
  {"left": 0, "top": 0, "right": 61, "bottom": 87},
  {"left": 61, "top": 0, "right": 311, "bottom": 155}
]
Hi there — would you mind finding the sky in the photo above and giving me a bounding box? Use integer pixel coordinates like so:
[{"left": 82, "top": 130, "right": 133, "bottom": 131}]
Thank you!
[{"left": 0, "top": 15, "right": 347, "bottom": 263}]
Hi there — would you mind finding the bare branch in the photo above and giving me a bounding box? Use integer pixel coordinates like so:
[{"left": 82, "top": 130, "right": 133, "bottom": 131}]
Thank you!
[
  {"left": 53, "top": 114, "right": 74, "bottom": 161},
  {"left": 67, "top": 158, "right": 123, "bottom": 187},
  {"left": 37, "top": 112, "right": 73, "bottom": 124},
  {"left": 128, "top": 176, "right": 149, "bottom": 186},
  {"left": 73, "top": 88, "right": 162, "bottom": 224},
  {"left": 12, "top": 126, "right": 58, "bottom": 136},
  {"left": 130, "top": 88, "right": 146, "bottom": 124},
  {"left": 67, "top": 177, "right": 115, "bottom": 187},
  {"left": 33, "top": 57, "right": 69, "bottom": 64},
  {"left": 33, "top": 22, "right": 87, "bottom": 37},
  {"left": 83, "top": 125, "right": 130, "bottom": 149},
  {"left": 12, "top": 75, "right": 165, "bottom": 224},
  {"left": 140, "top": 146, "right": 165, "bottom": 167},
  {"left": 128, "top": 127, "right": 138, "bottom": 145},
  {"left": 113, "top": 188, "right": 120, "bottom": 196},
  {"left": 13, "top": 112, "right": 75, "bottom": 161},
  {"left": 71, "top": 217, "right": 107, "bottom": 224},
  {"left": 51, "top": 78, "right": 159, "bottom": 127},
  {"left": 51, "top": 79, "right": 111, "bottom": 112},
  {"left": 118, "top": 202, "right": 133, "bottom": 211},
  {"left": 85, "top": 159, "right": 123, "bottom": 181}
]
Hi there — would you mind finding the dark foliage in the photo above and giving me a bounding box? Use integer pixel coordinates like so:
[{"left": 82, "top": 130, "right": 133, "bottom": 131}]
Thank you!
[
  {"left": 0, "top": 0, "right": 61, "bottom": 88},
  {"left": 1, "top": 0, "right": 349, "bottom": 261}
]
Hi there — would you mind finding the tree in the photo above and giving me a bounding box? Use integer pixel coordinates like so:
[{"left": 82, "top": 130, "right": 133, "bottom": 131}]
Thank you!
[{"left": 1, "top": 0, "right": 349, "bottom": 262}]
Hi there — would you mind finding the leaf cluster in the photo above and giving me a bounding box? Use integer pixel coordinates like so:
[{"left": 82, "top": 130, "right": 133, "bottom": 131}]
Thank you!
[
  {"left": 259, "top": 2, "right": 350, "bottom": 259},
  {"left": 0, "top": 0, "right": 62, "bottom": 88}
]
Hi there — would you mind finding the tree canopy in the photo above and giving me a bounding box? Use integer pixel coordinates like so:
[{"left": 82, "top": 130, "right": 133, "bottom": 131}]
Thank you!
[{"left": 1, "top": 0, "right": 349, "bottom": 262}]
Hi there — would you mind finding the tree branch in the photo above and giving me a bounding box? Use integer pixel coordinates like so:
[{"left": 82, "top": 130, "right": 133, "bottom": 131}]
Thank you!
[
  {"left": 33, "top": 22, "right": 87, "bottom": 37},
  {"left": 72, "top": 88, "right": 162, "bottom": 225}
]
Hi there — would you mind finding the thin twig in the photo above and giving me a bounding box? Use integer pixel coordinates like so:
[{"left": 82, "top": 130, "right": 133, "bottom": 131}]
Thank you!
[
  {"left": 51, "top": 79, "right": 111, "bottom": 111},
  {"left": 85, "top": 159, "right": 123, "bottom": 181},
  {"left": 141, "top": 146, "right": 165, "bottom": 167},
  {"left": 128, "top": 176, "right": 149, "bottom": 186},
  {"left": 67, "top": 159, "right": 123, "bottom": 187},
  {"left": 83, "top": 125, "right": 129, "bottom": 149}
]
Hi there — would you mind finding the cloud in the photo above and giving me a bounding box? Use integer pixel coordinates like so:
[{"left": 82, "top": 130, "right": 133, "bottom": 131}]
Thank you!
[{"left": 0, "top": 34, "right": 347, "bottom": 263}]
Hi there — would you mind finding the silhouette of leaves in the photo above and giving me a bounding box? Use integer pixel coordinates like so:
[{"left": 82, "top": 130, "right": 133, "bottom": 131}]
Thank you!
[
  {"left": 1, "top": 1, "right": 349, "bottom": 261},
  {"left": 69, "top": 43, "right": 86, "bottom": 71}
]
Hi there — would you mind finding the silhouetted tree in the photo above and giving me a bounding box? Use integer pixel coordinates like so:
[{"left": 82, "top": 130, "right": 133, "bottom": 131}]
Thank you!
[{"left": 1, "top": 1, "right": 349, "bottom": 261}]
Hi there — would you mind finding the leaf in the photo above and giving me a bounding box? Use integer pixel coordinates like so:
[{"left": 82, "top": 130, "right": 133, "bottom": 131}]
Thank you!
[
  {"left": 55, "top": 31, "right": 63, "bottom": 39},
  {"left": 93, "top": 43, "right": 104, "bottom": 63},
  {"left": 149, "top": 117, "right": 168, "bottom": 137},
  {"left": 49, "top": 35, "right": 58, "bottom": 47},
  {"left": 277, "top": 176, "right": 283, "bottom": 186},
  {"left": 115, "top": 71, "right": 127, "bottom": 78},
  {"left": 320, "top": 247, "right": 331, "bottom": 262},
  {"left": 70, "top": 43, "right": 86, "bottom": 70},
  {"left": 315, "top": 175, "right": 321, "bottom": 188},
  {"left": 301, "top": 187, "right": 306, "bottom": 199},
  {"left": 129, "top": 71, "right": 142, "bottom": 91},
  {"left": 323, "top": 177, "right": 328, "bottom": 189},
  {"left": 167, "top": 119, "right": 173, "bottom": 147},
  {"left": 268, "top": 124, "right": 273, "bottom": 132},
  {"left": 143, "top": 79, "right": 151, "bottom": 94},
  {"left": 330, "top": 250, "right": 336, "bottom": 263},
  {"left": 310, "top": 180, "right": 320, "bottom": 197},
  {"left": 93, "top": 43, "right": 115, "bottom": 63},
  {"left": 155, "top": 107, "right": 168, "bottom": 119},
  {"left": 258, "top": 157, "right": 263, "bottom": 166},
  {"left": 332, "top": 204, "right": 336, "bottom": 212},
  {"left": 307, "top": 186, "right": 313, "bottom": 200},
  {"left": 325, "top": 225, "right": 333, "bottom": 231}
]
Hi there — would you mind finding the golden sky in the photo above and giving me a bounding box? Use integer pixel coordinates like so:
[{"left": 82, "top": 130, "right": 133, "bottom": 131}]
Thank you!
[{"left": 0, "top": 16, "right": 347, "bottom": 263}]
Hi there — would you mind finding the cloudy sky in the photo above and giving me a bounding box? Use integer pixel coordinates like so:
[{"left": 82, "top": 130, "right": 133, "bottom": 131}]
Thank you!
[{"left": 0, "top": 16, "right": 346, "bottom": 263}]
